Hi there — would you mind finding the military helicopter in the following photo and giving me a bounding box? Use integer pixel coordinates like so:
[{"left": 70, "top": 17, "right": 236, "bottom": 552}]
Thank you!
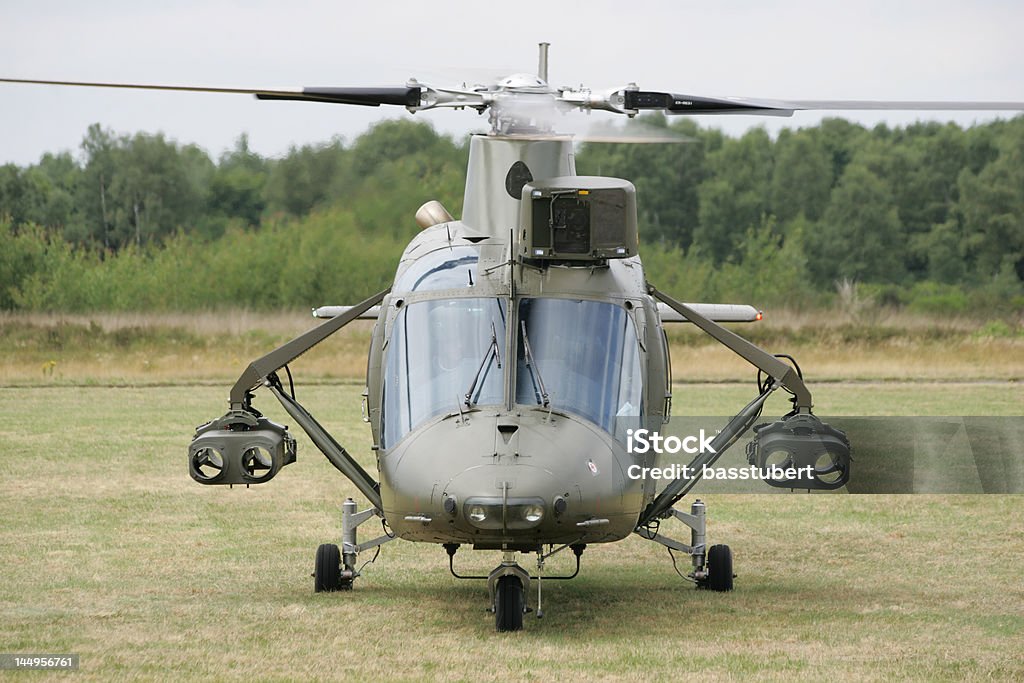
[{"left": 5, "top": 44, "right": 1022, "bottom": 631}]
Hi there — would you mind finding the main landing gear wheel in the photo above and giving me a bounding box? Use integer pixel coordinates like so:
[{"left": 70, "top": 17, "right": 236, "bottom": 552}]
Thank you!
[
  {"left": 314, "top": 543, "right": 351, "bottom": 592},
  {"left": 705, "top": 544, "right": 734, "bottom": 592},
  {"left": 494, "top": 575, "right": 525, "bottom": 632}
]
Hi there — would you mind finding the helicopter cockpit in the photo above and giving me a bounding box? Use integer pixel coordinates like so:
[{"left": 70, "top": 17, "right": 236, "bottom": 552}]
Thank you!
[
  {"left": 381, "top": 296, "right": 507, "bottom": 449},
  {"left": 380, "top": 242, "right": 644, "bottom": 449},
  {"left": 515, "top": 298, "right": 642, "bottom": 445}
]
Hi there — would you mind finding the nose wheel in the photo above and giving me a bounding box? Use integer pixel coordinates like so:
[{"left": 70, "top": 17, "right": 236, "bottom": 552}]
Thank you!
[
  {"left": 488, "top": 553, "right": 531, "bottom": 632},
  {"left": 494, "top": 575, "right": 525, "bottom": 632}
]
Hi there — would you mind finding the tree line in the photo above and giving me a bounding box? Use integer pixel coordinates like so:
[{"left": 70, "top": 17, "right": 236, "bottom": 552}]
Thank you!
[{"left": 1, "top": 114, "right": 1022, "bottom": 313}]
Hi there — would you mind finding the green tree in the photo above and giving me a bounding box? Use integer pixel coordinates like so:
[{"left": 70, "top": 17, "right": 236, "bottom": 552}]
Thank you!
[
  {"left": 76, "top": 125, "right": 210, "bottom": 248},
  {"left": 263, "top": 139, "right": 347, "bottom": 215},
  {"left": 34, "top": 152, "right": 83, "bottom": 236},
  {"left": 204, "top": 134, "right": 268, "bottom": 236},
  {"left": 816, "top": 118, "right": 868, "bottom": 188},
  {"left": 917, "top": 219, "right": 965, "bottom": 284},
  {"left": 0, "top": 165, "right": 52, "bottom": 227},
  {"left": 955, "top": 119, "right": 1024, "bottom": 283},
  {"left": 108, "top": 132, "right": 209, "bottom": 247},
  {"left": 77, "top": 124, "right": 119, "bottom": 248},
  {"left": 349, "top": 119, "right": 459, "bottom": 178},
  {"left": 578, "top": 115, "right": 708, "bottom": 249},
  {"left": 340, "top": 120, "right": 466, "bottom": 236},
  {"left": 693, "top": 127, "right": 774, "bottom": 263},
  {"left": 0, "top": 219, "right": 46, "bottom": 309},
  {"left": 771, "top": 128, "right": 832, "bottom": 224},
  {"left": 809, "top": 162, "right": 905, "bottom": 285}
]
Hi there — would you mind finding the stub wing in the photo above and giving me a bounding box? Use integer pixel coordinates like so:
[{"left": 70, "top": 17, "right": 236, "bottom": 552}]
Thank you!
[
  {"left": 313, "top": 305, "right": 382, "bottom": 320},
  {"left": 657, "top": 303, "right": 761, "bottom": 323},
  {"left": 313, "top": 303, "right": 760, "bottom": 323}
]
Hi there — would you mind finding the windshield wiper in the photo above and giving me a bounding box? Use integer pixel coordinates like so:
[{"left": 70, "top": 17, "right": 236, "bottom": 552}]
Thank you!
[
  {"left": 464, "top": 321, "right": 501, "bottom": 407},
  {"left": 520, "top": 320, "right": 550, "bottom": 407}
]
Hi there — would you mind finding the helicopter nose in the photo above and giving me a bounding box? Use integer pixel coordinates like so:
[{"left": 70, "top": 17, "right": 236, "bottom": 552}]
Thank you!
[
  {"left": 435, "top": 469, "right": 571, "bottom": 547},
  {"left": 380, "top": 409, "right": 641, "bottom": 543},
  {"left": 437, "top": 414, "right": 623, "bottom": 529},
  {"left": 444, "top": 461, "right": 553, "bottom": 534}
]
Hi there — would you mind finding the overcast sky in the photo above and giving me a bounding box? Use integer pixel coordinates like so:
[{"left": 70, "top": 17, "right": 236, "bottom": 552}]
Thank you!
[{"left": 2, "top": 0, "right": 1022, "bottom": 166}]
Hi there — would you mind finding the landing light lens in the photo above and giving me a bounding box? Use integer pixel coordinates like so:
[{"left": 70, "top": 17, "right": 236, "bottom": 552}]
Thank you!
[
  {"left": 468, "top": 505, "right": 487, "bottom": 523},
  {"left": 522, "top": 505, "right": 544, "bottom": 523}
]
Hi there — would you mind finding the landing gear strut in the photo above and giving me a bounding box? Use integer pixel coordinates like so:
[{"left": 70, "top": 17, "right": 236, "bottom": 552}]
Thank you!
[
  {"left": 635, "top": 499, "right": 735, "bottom": 591},
  {"left": 446, "top": 543, "right": 584, "bottom": 630},
  {"left": 313, "top": 497, "right": 396, "bottom": 593}
]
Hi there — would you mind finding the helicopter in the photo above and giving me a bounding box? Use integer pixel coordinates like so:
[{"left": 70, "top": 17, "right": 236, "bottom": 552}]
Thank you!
[{"left": 5, "top": 44, "right": 1023, "bottom": 631}]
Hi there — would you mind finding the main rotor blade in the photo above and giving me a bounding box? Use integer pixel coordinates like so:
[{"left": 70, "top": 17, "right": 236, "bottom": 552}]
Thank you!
[
  {"left": 625, "top": 90, "right": 1024, "bottom": 117},
  {"left": 625, "top": 91, "right": 797, "bottom": 116},
  {"left": 0, "top": 78, "right": 422, "bottom": 107},
  {"left": 256, "top": 87, "right": 421, "bottom": 107},
  {"left": 7, "top": 76, "right": 1020, "bottom": 118},
  {"left": 786, "top": 99, "right": 1024, "bottom": 111},
  {"left": 0, "top": 77, "right": 303, "bottom": 98}
]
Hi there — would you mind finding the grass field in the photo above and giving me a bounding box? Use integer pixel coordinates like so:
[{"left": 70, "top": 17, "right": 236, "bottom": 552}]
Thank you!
[{"left": 1, "top": 380, "right": 1022, "bottom": 681}]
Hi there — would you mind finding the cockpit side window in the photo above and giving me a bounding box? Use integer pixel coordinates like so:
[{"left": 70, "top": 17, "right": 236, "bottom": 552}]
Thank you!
[
  {"left": 515, "top": 298, "right": 643, "bottom": 445},
  {"left": 381, "top": 297, "right": 506, "bottom": 449},
  {"left": 394, "top": 246, "right": 480, "bottom": 292}
]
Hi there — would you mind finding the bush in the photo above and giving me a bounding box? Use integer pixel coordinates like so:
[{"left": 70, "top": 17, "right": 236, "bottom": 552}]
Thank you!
[
  {"left": 972, "top": 320, "right": 1022, "bottom": 339},
  {"left": 905, "top": 281, "right": 970, "bottom": 315}
]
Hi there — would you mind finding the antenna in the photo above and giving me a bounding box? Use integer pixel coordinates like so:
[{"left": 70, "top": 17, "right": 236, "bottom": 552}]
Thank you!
[{"left": 538, "top": 42, "right": 550, "bottom": 82}]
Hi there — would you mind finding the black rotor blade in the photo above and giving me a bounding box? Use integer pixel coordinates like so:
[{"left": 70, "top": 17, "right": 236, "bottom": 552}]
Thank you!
[
  {"left": 625, "top": 91, "right": 796, "bottom": 116},
  {"left": 0, "top": 78, "right": 421, "bottom": 108},
  {"left": 255, "top": 86, "right": 421, "bottom": 107},
  {"left": 625, "top": 90, "right": 1024, "bottom": 117}
]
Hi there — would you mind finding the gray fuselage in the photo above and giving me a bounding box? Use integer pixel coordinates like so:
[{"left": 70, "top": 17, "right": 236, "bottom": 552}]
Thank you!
[{"left": 364, "top": 135, "right": 670, "bottom": 550}]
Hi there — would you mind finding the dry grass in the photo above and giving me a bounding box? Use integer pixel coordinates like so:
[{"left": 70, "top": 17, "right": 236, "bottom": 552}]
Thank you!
[
  {"left": 743, "top": 303, "right": 1018, "bottom": 333},
  {"left": 0, "top": 309, "right": 321, "bottom": 336},
  {"left": 0, "top": 383, "right": 1021, "bottom": 681},
  {"left": 1, "top": 309, "right": 1021, "bottom": 385},
  {"left": 0, "top": 310, "right": 375, "bottom": 384}
]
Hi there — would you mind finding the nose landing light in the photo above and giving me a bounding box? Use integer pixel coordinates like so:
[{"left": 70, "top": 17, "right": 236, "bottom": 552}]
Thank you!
[{"left": 463, "top": 497, "right": 546, "bottom": 530}]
